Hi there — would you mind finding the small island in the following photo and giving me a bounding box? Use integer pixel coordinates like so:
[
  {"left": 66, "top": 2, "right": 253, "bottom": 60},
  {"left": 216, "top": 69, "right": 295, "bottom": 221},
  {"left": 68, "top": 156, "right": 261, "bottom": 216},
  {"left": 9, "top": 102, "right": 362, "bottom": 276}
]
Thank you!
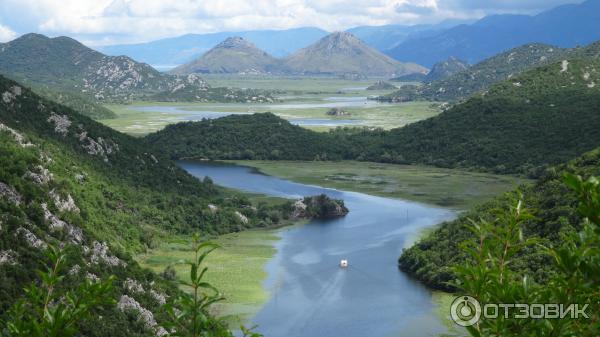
[
  {"left": 366, "top": 80, "right": 397, "bottom": 90},
  {"left": 326, "top": 107, "right": 350, "bottom": 116},
  {"left": 292, "top": 194, "right": 349, "bottom": 219}
]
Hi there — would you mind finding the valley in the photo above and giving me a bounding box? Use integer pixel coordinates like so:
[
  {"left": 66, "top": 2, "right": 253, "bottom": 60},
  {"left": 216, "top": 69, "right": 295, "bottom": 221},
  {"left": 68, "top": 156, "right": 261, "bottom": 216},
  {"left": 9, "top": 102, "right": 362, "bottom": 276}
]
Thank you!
[
  {"left": 101, "top": 77, "right": 440, "bottom": 135},
  {"left": 1, "top": 2, "right": 600, "bottom": 336}
]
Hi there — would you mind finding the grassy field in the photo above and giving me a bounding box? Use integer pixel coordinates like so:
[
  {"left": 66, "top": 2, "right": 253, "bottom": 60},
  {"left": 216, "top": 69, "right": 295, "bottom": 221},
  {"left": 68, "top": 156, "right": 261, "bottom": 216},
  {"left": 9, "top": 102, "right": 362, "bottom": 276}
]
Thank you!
[
  {"left": 229, "top": 160, "right": 529, "bottom": 210},
  {"left": 100, "top": 76, "right": 439, "bottom": 135},
  {"left": 137, "top": 230, "right": 281, "bottom": 325}
]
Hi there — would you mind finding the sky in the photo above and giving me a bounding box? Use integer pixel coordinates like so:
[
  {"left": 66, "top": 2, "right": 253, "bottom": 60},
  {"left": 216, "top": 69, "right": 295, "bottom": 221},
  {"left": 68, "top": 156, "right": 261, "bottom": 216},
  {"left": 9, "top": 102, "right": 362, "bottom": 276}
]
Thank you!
[{"left": 0, "top": 0, "right": 585, "bottom": 46}]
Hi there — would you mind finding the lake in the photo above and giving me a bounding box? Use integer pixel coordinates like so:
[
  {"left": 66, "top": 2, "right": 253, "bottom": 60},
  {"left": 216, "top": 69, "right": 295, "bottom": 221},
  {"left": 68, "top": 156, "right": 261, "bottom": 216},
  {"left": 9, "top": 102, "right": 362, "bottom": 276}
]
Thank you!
[{"left": 178, "top": 161, "right": 458, "bottom": 337}]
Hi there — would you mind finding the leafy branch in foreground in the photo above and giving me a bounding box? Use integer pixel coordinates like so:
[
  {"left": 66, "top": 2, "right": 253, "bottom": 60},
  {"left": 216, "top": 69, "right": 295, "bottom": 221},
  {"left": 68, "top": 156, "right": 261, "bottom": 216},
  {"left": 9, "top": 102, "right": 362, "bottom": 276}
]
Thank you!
[
  {"left": 162, "top": 234, "right": 263, "bottom": 337},
  {"left": 2, "top": 245, "right": 115, "bottom": 337},
  {"left": 455, "top": 175, "right": 600, "bottom": 337},
  {"left": 162, "top": 234, "right": 229, "bottom": 337}
]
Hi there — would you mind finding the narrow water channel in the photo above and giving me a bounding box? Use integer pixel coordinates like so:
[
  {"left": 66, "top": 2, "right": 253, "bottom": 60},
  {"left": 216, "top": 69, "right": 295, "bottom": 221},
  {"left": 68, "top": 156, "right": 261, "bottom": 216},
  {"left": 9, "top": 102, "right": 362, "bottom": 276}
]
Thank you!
[{"left": 179, "top": 161, "right": 458, "bottom": 337}]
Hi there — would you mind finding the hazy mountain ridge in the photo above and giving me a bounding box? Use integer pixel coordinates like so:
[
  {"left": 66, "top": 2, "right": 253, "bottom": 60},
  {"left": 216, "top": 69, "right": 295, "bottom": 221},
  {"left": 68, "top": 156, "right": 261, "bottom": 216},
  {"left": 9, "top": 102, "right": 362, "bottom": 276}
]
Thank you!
[
  {"left": 99, "top": 27, "right": 329, "bottom": 66},
  {"left": 387, "top": 0, "right": 600, "bottom": 66}
]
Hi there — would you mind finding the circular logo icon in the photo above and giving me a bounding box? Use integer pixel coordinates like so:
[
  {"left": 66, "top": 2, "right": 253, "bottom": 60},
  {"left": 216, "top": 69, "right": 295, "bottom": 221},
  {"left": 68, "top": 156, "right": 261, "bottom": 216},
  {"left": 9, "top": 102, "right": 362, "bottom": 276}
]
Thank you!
[{"left": 450, "top": 296, "right": 481, "bottom": 327}]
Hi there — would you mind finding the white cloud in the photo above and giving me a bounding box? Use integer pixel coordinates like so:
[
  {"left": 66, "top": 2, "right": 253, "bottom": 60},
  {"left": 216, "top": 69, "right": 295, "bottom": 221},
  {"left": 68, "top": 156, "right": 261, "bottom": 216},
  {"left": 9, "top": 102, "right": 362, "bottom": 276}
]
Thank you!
[
  {"left": 0, "top": 0, "right": 584, "bottom": 46},
  {"left": 0, "top": 23, "right": 17, "bottom": 42}
]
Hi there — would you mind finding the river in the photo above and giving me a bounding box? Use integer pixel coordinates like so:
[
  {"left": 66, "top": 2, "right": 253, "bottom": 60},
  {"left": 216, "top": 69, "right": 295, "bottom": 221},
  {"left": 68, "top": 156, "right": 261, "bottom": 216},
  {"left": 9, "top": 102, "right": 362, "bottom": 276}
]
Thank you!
[{"left": 178, "top": 161, "right": 458, "bottom": 337}]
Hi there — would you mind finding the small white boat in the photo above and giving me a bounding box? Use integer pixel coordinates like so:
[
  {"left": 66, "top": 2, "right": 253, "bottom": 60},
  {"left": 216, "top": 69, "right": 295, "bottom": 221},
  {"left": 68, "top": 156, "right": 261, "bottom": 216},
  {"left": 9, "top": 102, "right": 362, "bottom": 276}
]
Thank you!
[{"left": 340, "top": 259, "right": 348, "bottom": 268}]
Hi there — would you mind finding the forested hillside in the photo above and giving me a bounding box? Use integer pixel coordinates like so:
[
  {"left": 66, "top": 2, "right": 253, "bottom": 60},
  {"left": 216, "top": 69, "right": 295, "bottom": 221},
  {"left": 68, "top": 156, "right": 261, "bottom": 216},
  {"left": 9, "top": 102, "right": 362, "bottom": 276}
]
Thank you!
[
  {"left": 398, "top": 146, "right": 600, "bottom": 291},
  {"left": 145, "top": 112, "right": 345, "bottom": 160},
  {"left": 0, "top": 76, "right": 295, "bottom": 335},
  {"left": 360, "top": 59, "right": 600, "bottom": 175}
]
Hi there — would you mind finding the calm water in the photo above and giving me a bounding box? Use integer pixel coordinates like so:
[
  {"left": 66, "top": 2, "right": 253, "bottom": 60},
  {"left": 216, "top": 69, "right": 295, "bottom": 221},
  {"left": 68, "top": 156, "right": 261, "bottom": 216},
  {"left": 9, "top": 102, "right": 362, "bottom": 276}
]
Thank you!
[
  {"left": 128, "top": 96, "right": 395, "bottom": 126},
  {"left": 178, "top": 161, "right": 457, "bottom": 337}
]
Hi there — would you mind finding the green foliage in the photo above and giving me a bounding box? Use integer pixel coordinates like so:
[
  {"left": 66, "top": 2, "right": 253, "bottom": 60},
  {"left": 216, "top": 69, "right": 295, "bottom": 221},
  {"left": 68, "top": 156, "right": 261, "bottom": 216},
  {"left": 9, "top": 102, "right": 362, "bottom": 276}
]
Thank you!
[
  {"left": 162, "top": 235, "right": 230, "bottom": 337},
  {"left": 2, "top": 246, "right": 115, "bottom": 337},
  {"left": 32, "top": 87, "right": 117, "bottom": 119},
  {"left": 454, "top": 175, "right": 599, "bottom": 336},
  {"left": 398, "top": 147, "right": 600, "bottom": 291},
  {"left": 0, "top": 75, "right": 292, "bottom": 335}
]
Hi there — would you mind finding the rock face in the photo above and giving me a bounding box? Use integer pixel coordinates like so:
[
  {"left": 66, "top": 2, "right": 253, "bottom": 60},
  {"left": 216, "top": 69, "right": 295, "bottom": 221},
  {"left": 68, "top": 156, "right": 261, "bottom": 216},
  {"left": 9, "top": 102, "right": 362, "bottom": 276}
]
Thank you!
[
  {"left": 283, "top": 32, "right": 426, "bottom": 77},
  {"left": 366, "top": 80, "right": 397, "bottom": 90},
  {"left": 170, "top": 37, "right": 281, "bottom": 75},
  {"left": 292, "top": 194, "right": 349, "bottom": 219}
]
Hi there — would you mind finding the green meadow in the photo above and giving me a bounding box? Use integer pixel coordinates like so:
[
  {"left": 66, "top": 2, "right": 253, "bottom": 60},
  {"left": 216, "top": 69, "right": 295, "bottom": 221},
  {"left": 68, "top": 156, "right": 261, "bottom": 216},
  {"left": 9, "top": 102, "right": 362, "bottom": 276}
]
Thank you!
[{"left": 229, "top": 160, "right": 529, "bottom": 209}]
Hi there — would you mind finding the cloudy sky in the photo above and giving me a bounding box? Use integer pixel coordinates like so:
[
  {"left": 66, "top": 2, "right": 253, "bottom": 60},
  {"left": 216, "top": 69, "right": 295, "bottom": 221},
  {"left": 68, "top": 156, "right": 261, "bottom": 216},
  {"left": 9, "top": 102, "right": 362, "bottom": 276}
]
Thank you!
[{"left": 0, "top": 0, "right": 585, "bottom": 46}]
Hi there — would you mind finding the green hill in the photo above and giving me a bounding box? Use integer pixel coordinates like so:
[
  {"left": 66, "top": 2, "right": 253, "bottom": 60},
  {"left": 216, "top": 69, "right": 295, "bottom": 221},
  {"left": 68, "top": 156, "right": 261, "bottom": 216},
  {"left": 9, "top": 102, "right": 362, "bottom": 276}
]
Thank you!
[
  {"left": 0, "top": 75, "right": 294, "bottom": 335},
  {"left": 145, "top": 112, "right": 345, "bottom": 160},
  {"left": 381, "top": 43, "right": 570, "bottom": 102},
  {"left": 355, "top": 59, "right": 600, "bottom": 175},
  {"left": 398, "top": 146, "right": 600, "bottom": 291}
]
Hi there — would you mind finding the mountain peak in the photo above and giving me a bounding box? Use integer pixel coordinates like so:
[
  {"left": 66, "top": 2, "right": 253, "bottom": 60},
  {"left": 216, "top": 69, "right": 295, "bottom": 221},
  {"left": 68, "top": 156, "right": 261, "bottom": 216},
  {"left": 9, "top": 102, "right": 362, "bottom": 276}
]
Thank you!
[
  {"left": 318, "top": 31, "right": 363, "bottom": 49},
  {"left": 283, "top": 31, "right": 426, "bottom": 76},
  {"left": 217, "top": 36, "right": 256, "bottom": 49},
  {"left": 170, "top": 36, "right": 279, "bottom": 75}
]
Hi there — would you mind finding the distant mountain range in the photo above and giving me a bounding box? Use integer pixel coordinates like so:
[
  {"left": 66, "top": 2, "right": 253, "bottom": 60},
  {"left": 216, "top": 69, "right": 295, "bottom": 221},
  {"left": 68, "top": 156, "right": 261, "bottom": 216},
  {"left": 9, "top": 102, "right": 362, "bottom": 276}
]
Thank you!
[
  {"left": 386, "top": 0, "right": 600, "bottom": 67},
  {"left": 347, "top": 19, "right": 473, "bottom": 51},
  {"left": 99, "top": 27, "right": 328, "bottom": 68},
  {"left": 172, "top": 32, "right": 426, "bottom": 77},
  {"left": 0, "top": 33, "right": 280, "bottom": 106}
]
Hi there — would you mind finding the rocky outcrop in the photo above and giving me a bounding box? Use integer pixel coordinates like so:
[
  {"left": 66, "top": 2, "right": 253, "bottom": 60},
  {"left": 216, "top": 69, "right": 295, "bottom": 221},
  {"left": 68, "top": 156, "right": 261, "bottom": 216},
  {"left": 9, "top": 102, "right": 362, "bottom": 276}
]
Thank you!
[
  {"left": 90, "top": 241, "right": 126, "bottom": 267},
  {"left": 47, "top": 112, "right": 72, "bottom": 135},
  {"left": 0, "top": 122, "right": 33, "bottom": 147},
  {"left": 292, "top": 194, "right": 349, "bottom": 219},
  {"left": 117, "top": 295, "right": 168, "bottom": 337},
  {"left": 0, "top": 182, "right": 22, "bottom": 205}
]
